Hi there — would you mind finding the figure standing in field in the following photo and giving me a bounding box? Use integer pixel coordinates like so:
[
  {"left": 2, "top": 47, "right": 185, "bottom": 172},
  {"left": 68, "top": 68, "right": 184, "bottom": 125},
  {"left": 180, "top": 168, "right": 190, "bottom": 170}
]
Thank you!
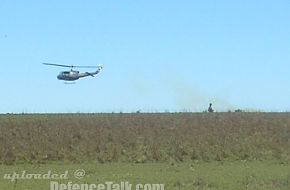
[{"left": 208, "top": 103, "right": 214, "bottom": 112}]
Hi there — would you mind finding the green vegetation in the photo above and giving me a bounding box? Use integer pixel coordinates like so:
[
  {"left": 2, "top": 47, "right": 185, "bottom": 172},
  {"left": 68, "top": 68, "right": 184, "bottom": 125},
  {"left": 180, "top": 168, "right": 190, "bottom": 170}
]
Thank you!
[
  {"left": 1, "top": 113, "right": 290, "bottom": 164},
  {"left": 1, "top": 113, "right": 290, "bottom": 189},
  {"left": 0, "top": 161, "right": 290, "bottom": 190}
]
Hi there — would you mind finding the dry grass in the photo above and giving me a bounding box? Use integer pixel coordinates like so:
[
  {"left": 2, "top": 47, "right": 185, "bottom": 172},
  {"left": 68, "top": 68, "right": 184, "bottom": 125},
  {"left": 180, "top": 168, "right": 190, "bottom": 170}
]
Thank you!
[{"left": 0, "top": 113, "right": 290, "bottom": 164}]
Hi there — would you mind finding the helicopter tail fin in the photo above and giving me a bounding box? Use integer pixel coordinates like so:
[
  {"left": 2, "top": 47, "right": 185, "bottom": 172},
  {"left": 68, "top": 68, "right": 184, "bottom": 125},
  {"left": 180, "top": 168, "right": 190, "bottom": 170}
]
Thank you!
[
  {"left": 94, "top": 65, "right": 103, "bottom": 74},
  {"left": 97, "top": 64, "right": 103, "bottom": 71}
]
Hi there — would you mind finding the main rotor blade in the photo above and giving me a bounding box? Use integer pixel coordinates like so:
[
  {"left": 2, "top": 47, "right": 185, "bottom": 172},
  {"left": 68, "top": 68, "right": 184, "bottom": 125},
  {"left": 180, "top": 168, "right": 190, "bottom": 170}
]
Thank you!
[
  {"left": 43, "top": 63, "right": 72, "bottom": 68},
  {"left": 43, "top": 63, "right": 102, "bottom": 69},
  {"left": 73, "top": 66, "right": 100, "bottom": 68}
]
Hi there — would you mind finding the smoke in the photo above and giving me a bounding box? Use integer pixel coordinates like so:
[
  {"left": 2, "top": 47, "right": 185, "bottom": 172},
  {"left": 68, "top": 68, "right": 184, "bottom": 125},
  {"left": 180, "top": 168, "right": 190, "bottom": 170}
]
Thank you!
[
  {"left": 167, "top": 80, "right": 234, "bottom": 112},
  {"left": 129, "top": 75, "right": 235, "bottom": 112}
]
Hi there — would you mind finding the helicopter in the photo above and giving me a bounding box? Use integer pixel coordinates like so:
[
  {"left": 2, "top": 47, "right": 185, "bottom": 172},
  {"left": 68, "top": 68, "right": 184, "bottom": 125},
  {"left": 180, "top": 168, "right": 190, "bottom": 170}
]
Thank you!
[{"left": 43, "top": 63, "right": 103, "bottom": 81}]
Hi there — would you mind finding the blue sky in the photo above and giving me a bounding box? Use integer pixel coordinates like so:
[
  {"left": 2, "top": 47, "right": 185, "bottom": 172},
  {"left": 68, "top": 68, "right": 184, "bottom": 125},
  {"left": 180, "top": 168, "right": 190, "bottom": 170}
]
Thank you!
[{"left": 0, "top": 0, "right": 289, "bottom": 113}]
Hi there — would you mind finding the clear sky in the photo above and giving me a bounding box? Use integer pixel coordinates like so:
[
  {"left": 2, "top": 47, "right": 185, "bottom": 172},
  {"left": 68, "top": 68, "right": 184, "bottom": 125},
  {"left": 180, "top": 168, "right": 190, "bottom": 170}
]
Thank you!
[{"left": 0, "top": 0, "right": 289, "bottom": 113}]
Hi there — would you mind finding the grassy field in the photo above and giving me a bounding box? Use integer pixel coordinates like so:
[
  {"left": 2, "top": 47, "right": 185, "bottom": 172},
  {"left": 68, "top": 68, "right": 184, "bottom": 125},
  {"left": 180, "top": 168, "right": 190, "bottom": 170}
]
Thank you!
[
  {"left": 0, "top": 161, "right": 290, "bottom": 190},
  {"left": 0, "top": 113, "right": 290, "bottom": 189},
  {"left": 1, "top": 113, "right": 290, "bottom": 163}
]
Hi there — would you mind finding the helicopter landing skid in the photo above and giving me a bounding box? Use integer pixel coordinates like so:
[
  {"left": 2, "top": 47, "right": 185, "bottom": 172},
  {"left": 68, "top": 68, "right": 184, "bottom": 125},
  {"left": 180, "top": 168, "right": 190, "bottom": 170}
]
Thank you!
[{"left": 64, "top": 82, "right": 76, "bottom": 85}]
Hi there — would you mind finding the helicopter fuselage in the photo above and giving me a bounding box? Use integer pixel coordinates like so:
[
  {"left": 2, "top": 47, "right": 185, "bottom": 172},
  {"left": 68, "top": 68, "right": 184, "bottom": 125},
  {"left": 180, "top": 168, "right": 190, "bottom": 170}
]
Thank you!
[
  {"left": 57, "top": 68, "right": 101, "bottom": 81},
  {"left": 57, "top": 71, "right": 80, "bottom": 81}
]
